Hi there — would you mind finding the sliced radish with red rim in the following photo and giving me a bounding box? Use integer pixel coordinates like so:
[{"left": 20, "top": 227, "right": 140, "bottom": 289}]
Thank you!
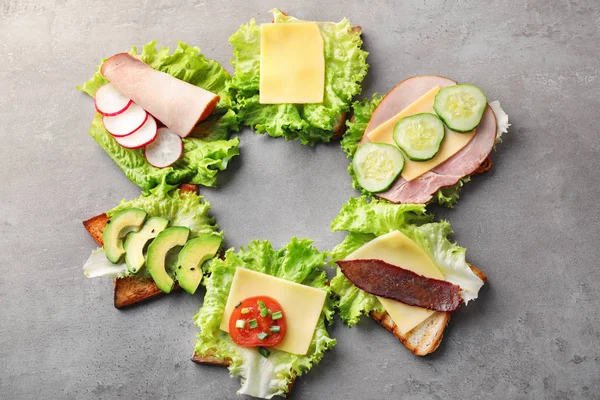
[
  {"left": 102, "top": 103, "right": 148, "bottom": 137},
  {"left": 145, "top": 128, "right": 183, "bottom": 168},
  {"left": 114, "top": 115, "right": 158, "bottom": 149},
  {"left": 94, "top": 83, "right": 133, "bottom": 116}
]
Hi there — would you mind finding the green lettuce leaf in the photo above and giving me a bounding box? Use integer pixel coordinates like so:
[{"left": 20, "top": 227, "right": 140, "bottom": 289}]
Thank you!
[
  {"left": 194, "top": 238, "right": 335, "bottom": 399},
  {"left": 341, "top": 94, "right": 382, "bottom": 157},
  {"left": 329, "top": 196, "right": 484, "bottom": 324},
  {"left": 82, "top": 188, "right": 220, "bottom": 280},
  {"left": 342, "top": 95, "right": 382, "bottom": 196},
  {"left": 78, "top": 41, "right": 239, "bottom": 192},
  {"left": 432, "top": 176, "right": 471, "bottom": 208},
  {"left": 229, "top": 9, "right": 369, "bottom": 145}
]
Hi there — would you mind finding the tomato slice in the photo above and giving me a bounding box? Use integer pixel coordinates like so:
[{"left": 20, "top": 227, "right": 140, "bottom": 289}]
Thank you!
[{"left": 229, "top": 296, "right": 287, "bottom": 348}]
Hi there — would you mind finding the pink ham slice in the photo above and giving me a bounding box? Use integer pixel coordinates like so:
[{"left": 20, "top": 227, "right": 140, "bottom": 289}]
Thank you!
[
  {"left": 361, "top": 75, "right": 497, "bottom": 204},
  {"left": 101, "top": 53, "right": 220, "bottom": 138}
]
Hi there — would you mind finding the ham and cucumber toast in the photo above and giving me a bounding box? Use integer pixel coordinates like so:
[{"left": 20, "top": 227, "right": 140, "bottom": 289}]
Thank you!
[{"left": 344, "top": 75, "right": 509, "bottom": 206}]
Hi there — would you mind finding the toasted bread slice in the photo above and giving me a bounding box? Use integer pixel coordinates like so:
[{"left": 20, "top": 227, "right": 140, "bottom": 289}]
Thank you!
[
  {"left": 370, "top": 264, "right": 487, "bottom": 356},
  {"left": 82, "top": 184, "right": 197, "bottom": 309}
]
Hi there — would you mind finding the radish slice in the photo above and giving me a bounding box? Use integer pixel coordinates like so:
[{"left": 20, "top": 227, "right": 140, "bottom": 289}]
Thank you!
[
  {"left": 94, "top": 83, "right": 133, "bottom": 116},
  {"left": 144, "top": 128, "right": 183, "bottom": 168},
  {"left": 102, "top": 103, "right": 148, "bottom": 137},
  {"left": 114, "top": 115, "right": 158, "bottom": 149}
]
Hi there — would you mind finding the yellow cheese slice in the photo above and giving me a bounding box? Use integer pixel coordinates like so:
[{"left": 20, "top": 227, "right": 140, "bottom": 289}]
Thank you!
[
  {"left": 345, "top": 230, "right": 444, "bottom": 334},
  {"left": 220, "top": 267, "right": 327, "bottom": 355},
  {"left": 365, "top": 86, "right": 477, "bottom": 181},
  {"left": 259, "top": 22, "right": 325, "bottom": 104}
]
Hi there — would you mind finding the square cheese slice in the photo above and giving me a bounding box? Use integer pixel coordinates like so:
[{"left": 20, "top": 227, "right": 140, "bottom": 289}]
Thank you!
[
  {"left": 220, "top": 267, "right": 327, "bottom": 355},
  {"left": 259, "top": 22, "right": 325, "bottom": 104},
  {"left": 345, "top": 230, "right": 444, "bottom": 335},
  {"left": 366, "top": 86, "right": 477, "bottom": 181}
]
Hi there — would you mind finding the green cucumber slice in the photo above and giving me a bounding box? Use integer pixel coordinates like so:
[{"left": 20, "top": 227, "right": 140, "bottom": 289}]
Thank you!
[
  {"left": 353, "top": 143, "right": 405, "bottom": 193},
  {"left": 433, "top": 84, "right": 487, "bottom": 132},
  {"left": 393, "top": 113, "right": 445, "bottom": 161}
]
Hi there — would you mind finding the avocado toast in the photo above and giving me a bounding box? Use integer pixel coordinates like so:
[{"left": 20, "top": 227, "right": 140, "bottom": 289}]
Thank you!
[{"left": 82, "top": 184, "right": 222, "bottom": 308}]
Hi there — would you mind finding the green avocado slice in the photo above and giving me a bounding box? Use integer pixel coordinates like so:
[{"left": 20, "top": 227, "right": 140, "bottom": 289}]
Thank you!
[
  {"left": 124, "top": 217, "right": 169, "bottom": 274},
  {"left": 146, "top": 226, "right": 190, "bottom": 293},
  {"left": 176, "top": 234, "right": 222, "bottom": 294},
  {"left": 103, "top": 208, "right": 147, "bottom": 264}
]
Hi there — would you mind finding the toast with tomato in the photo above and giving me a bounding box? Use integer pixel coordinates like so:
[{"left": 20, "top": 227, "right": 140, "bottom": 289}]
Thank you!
[{"left": 192, "top": 238, "right": 335, "bottom": 399}]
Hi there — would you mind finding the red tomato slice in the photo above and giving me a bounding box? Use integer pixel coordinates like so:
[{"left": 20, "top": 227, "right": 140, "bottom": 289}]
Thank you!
[{"left": 229, "top": 296, "right": 287, "bottom": 348}]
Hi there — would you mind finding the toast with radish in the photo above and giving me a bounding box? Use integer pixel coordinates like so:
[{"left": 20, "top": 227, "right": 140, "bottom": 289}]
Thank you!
[{"left": 78, "top": 41, "right": 240, "bottom": 192}]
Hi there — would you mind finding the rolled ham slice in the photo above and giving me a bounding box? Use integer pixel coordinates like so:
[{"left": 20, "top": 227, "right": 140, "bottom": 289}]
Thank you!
[
  {"left": 101, "top": 53, "right": 220, "bottom": 138},
  {"left": 361, "top": 75, "right": 497, "bottom": 204}
]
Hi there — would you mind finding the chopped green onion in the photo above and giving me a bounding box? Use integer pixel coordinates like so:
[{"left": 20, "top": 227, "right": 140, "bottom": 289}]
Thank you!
[
  {"left": 258, "top": 347, "right": 270, "bottom": 358},
  {"left": 257, "top": 332, "right": 269, "bottom": 340},
  {"left": 235, "top": 319, "right": 246, "bottom": 329},
  {"left": 241, "top": 308, "right": 251, "bottom": 315},
  {"left": 234, "top": 301, "right": 242, "bottom": 308},
  {"left": 258, "top": 300, "right": 268, "bottom": 317},
  {"left": 269, "top": 325, "right": 281, "bottom": 333},
  {"left": 248, "top": 319, "right": 258, "bottom": 329},
  {"left": 271, "top": 311, "right": 283, "bottom": 320}
]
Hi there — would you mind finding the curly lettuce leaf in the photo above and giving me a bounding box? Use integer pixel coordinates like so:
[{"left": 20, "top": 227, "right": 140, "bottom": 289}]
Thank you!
[
  {"left": 78, "top": 41, "right": 239, "bottom": 192},
  {"left": 82, "top": 188, "right": 220, "bottom": 280},
  {"left": 194, "top": 238, "right": 335, "bottom": 399},
  {"left": 229, "top": 9, "right": 368, "bottom": 145},
  {"left": 432, "top": 176, "right": 471, "bottom": 208},
  {"left": 341, "top": 94, "right": 382, "bottom": 157},
  {"left": 329, "top": 196, "right": 484, "bottom": 324},
  {"left": 342, "top": 95, "right": 382, "bottom": 196}
]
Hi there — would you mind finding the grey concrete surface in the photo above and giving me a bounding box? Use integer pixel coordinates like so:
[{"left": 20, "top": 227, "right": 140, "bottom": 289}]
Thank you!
[{"left": 1, "top": 0, "right": 599, "bottom": 398}]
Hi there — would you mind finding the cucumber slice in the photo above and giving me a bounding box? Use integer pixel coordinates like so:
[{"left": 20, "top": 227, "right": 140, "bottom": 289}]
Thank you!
[
  {"left": 393, "top": 113, "right": 445, "bottom": 161},
  {"left": 433, "top": 84, "right": 487, "bottom": 132},
  {"left": 353, "top": 143, "right": 405, "bottom": 193}
]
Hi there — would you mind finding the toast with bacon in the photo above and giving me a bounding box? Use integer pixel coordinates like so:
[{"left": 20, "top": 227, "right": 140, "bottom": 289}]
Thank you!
[{"left": 370, "top": 264, "right": 486, "bottom": 356}]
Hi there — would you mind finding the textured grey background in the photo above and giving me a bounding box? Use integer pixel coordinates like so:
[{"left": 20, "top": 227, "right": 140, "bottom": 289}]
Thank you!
[{"left": 1, "top": 0, "right": 599, "bottom": 399}]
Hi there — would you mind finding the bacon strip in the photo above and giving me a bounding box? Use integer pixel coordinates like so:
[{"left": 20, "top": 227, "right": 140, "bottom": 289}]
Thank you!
[
  {"left": 336, "top": 259, "right": 463, "bottom": 312},
  {"left": 101, "top": 53, "right": 220, "bottom": 138}
]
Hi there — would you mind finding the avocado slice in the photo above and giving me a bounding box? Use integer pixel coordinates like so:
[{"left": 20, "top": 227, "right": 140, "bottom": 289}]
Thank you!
[
  {"left": 176, "top": 234, "right": 222, "bottom": 294},
  {"left": 124, "top": 217, "right": 169, "bottom": 274},
  {"left": 103, "top": 208, "right": 147, "bottom": 264},
  {"left": 146, "top": 226, "right": 190, "bottom": 293}
]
